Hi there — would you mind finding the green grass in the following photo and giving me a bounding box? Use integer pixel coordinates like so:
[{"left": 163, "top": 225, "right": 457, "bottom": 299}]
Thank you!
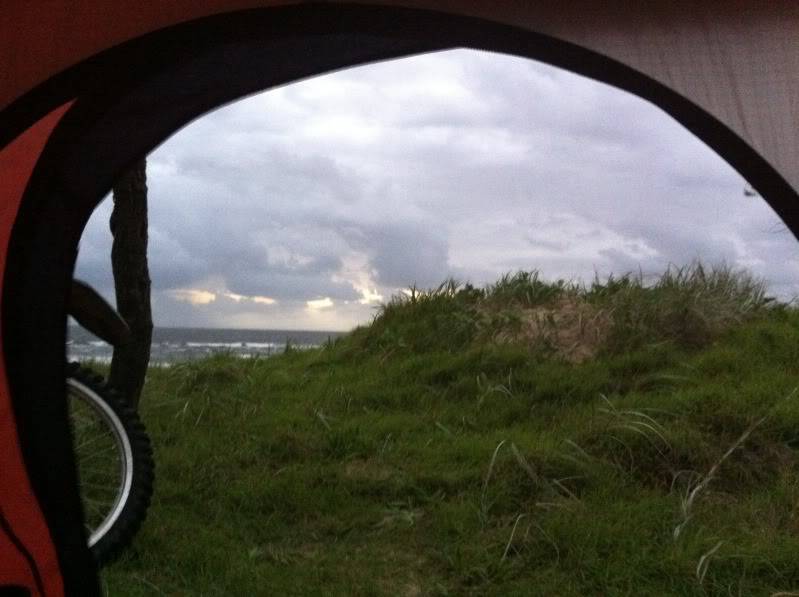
[{"left": 102, "top": 264, "right": 799, "bottom": 595}]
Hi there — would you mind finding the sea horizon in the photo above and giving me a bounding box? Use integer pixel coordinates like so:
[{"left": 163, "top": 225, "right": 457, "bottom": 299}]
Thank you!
[{"left": 67, "top": 324, "right": 348, "bottom": 364}]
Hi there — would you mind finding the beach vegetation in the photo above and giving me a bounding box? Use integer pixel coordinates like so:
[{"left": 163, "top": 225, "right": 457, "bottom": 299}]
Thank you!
[{"left": 103, "top": 263, "right": 799, "bottom": 595}]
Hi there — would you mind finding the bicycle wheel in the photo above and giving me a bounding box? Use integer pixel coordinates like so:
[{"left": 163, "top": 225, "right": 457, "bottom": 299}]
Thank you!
[{"left": 66, "top": 363, "right": 154, "bottom": 565}]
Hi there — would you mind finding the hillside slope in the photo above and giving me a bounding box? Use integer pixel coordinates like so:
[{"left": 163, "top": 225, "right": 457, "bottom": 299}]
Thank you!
[{"left": 106, "top": 265, "right": 799, "bottom": 596}]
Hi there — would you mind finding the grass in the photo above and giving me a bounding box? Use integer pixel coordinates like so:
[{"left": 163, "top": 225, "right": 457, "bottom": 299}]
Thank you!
[{"left": 101, "top": 263, "right": 799, "bottom": 595}]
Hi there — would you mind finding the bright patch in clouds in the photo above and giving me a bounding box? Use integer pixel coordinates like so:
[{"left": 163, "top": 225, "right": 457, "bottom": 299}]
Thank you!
[
  {"left": 332, "top": 253, "right": 385, "bottom": 305},
  {"left": 224, "top": 292, "right": 277, "bottom": 305},
  {"left": 306, "top": 297, "right": 334, "bottom": 311},
  {"left": 169, "top": 288, "right": 277, "bottom": 307},
  {"left": 169, "top": 289, "right": 217, "bottom": 305},
  {"left": 357, "top": 287, "right": 383, "bottom": 305}
]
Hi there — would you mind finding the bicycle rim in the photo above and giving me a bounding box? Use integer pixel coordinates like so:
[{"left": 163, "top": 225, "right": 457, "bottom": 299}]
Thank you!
[{"left": 67, "top": 377, "right": 135, "bottom": 548}]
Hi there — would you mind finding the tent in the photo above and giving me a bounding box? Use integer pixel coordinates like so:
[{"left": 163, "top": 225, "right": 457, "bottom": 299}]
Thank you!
[{"left": 2, "top": 3, "right": 798, "bottom": 595}]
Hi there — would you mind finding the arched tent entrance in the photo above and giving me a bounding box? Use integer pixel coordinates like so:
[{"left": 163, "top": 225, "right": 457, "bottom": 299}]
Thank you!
[{"left": 2, "top": 3, "right": 798, "bottom": 595}]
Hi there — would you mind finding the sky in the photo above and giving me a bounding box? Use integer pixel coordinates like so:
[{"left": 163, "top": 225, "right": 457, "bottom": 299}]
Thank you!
[{"left": 74, "top": 49, "right": 799, "bottom": 332}]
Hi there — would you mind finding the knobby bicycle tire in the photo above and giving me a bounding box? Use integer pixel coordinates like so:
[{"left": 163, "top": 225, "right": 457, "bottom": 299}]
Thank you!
[{"left": 66, "top": 362, "right": 154, "bottom": 565}]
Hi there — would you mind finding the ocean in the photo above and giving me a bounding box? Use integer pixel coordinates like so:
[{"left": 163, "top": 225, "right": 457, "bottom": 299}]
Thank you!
[{"left": 67, "top": 326, "right": 345, "bottom": 364}]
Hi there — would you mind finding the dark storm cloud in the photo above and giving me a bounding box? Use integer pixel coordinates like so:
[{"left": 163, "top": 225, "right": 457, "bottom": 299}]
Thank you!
[{"left": 335, "top": 219, "right": 451, "bottom": 288}]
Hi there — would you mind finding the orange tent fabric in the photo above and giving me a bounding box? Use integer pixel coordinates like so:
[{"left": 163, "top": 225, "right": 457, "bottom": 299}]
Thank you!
[{"left": 0, "top": 104, "right": 71, "bottom": 597}]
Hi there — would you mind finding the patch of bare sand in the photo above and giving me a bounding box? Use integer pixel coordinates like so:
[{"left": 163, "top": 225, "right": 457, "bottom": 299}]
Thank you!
[{"left": 490, "top": 296, "right": 612, "bottom": 363}]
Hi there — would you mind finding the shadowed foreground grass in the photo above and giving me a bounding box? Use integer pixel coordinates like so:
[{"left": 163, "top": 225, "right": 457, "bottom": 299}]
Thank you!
[{"left": 104, "top": 265, "right": 799, "bottom": 595}]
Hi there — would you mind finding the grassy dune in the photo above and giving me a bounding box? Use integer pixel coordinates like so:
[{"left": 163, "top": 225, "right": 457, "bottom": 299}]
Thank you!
[{"left": 104, "top": 264, "right": 799, "bottom": 595}]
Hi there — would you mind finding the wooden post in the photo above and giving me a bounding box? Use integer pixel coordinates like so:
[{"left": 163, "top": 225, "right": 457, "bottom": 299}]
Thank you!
[{"left": 109, "top": 159, "right": 152, "bottom": 409}]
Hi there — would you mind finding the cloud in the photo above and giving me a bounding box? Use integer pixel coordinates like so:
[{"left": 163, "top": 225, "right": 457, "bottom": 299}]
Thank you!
[
  {"left": 168, "top": 289, "right": 217, "bottom": 305},
  {"left": 306, "top": 297, "right": 334, "bottom": 310},
  {"left": 329, "top": 219, "right": 451, "bottom": 289},
  {"left": 74, "top": 48, "right": 799, "bottom": 330},
  {"left": 220, "top": 291, "right": 277, "bottom": 305}
]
